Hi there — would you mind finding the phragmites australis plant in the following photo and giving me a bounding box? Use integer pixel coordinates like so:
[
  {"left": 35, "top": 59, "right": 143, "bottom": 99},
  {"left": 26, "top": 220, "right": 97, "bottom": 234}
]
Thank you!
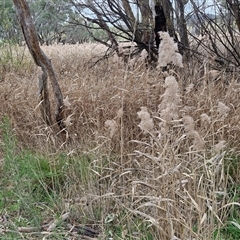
[
  {"left": 1, "top": 39, "right": 240, "bottom": 240},
  {"left": 157, "top": 31, "right": 183, "bottom": 68}
]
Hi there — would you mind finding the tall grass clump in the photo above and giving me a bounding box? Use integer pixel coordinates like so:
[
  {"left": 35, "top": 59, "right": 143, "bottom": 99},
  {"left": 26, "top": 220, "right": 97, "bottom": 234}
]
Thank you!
[
  {"left": 0, "top": 42, "right": 34, "bottom": 81},
  {"left": 102, "top": 73, "right": 239, "bottom": 239},
  {"left": 0, "top": 117, "right": 103, "bottom": 239},
  {"left": 0, "top": 117, "right": 67, "bottom": 238},
  {"left": 0, "top": 42, "right": 240, "bottom": 239}
]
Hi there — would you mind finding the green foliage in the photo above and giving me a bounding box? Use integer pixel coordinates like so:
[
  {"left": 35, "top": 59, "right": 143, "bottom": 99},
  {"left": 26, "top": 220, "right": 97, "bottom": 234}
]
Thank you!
[
  {"left": 0, "top": 0, "right": 133, "bottom": 45},
  {"left": 0, "top": 0, "right": 90, "bottom": 45},
  {"left": 212, "top": 155, "right": 240, "bottom": 239},
  {"left": 90, "top": 23, "right": 109, "bottom": 42},
  {"left": 0, "top": 0, "right": 21, "bottom": 43},
  {"left": 0, "top": 43, "right": 32, "bottom": 73},
  {"left": 1, "top": 116, "right": 17, "bottom": 166},
  {"left": 222, "top": 187, "right": 240, "bottom": 239},
  {"left": 0, "top": 117, "right": 98, "bottom": 238},
  {"left": 0, "top": 117, "right": 64, "bottom": 228},
  {"left": 214, "top": 206, "right": 240, "bottom": 240},
  {"left": 28, "top": 0, "right": 90, "bottom": 45},
  {"left": 103, "top": 211, "right": 155, "bottom": 240},
  {"left": 1, "top": 115, "right": 239, "bottom": 239},
  {"left": 220, "top": 220, "right": 240, "bottom": 239}
]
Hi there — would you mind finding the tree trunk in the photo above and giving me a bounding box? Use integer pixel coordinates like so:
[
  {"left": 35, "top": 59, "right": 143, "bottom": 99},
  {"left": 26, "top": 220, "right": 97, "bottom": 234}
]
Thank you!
[
  {"left": 122, "top": 0, "right": 135, "bottom": 28},
  {"left": 12, "top": 0, "right": 65, "bottom": 131},
  {"left": 138, "top": 0, "right": 154, "bottom": 44},
  {"left": 156, "top": 0, "right": 176, "bottom": 39},
  {"left": 227, "top": 0, "right": 240, "bottom": 32},
  {"left": 154, "top": 4, "right": 167, "bottom": 49},
  {"left": 175, "top": 0, "right": 189, "bottom": 48}
]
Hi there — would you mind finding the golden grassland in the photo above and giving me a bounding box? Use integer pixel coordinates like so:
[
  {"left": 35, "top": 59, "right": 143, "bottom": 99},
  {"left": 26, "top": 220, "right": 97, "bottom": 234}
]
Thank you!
[{"left": 1, "top": 43, "right": 240, "bottom": 239}]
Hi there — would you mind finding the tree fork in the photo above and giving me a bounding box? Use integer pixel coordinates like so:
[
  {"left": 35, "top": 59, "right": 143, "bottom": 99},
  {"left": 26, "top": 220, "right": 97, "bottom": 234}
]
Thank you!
[{"left": 12, "top": 0, "right": 66, "bottom": 132}]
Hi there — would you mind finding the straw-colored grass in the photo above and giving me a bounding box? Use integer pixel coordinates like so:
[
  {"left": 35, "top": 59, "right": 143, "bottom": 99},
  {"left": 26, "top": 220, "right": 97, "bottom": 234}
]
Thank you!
[{"left": 0, "top": 42, "right": 240, "bottom": 239}]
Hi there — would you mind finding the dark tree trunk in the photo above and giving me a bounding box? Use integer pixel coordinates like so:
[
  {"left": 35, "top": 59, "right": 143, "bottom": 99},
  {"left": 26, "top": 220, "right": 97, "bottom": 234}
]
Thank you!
[
  {"left": 12, "top": 0, "right": 65, "bottom": 131},
  {"left": 175, "top": 0, "right": 189, "bottom": 48},
  {"left": 227, "top": 0, "right": 240, "bottom": 32},
  {"left": 154, "top": 4, "right": 167, "bottom": 49},
  {"left": 156, "top": 0, "right": 176, "bottom": 39}
]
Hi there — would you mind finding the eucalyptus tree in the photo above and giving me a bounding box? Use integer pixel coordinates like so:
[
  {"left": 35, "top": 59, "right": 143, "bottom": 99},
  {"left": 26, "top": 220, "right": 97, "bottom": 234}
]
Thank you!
[
  {"left": 0, "top": 0, "right": 87, "bottom": 45},
  {"left": 28, "top": 0, "right": 89, "bottom": 45},
  {"left": 0, "top": 0, "right": 21, "bottom": 43},
  {"left": 13, "top": 0, "right": 66, "bottom": 132}
]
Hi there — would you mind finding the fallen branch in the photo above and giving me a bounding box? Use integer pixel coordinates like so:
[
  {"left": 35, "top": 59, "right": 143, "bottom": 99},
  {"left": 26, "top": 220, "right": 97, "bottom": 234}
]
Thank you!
[{"left": 1, "top": 212, "right": 100, "bottom": 239}]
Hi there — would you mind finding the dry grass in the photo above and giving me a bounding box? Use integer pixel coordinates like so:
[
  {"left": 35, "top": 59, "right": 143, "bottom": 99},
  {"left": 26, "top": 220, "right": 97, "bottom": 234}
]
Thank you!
[{"left": 1, "top": 42, "right": 240, "bottom": 239}]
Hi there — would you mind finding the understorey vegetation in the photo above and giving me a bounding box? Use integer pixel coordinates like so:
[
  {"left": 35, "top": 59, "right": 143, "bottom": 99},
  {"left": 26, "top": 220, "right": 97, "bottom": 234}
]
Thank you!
[
  {"left": 0, "top": 40, "right": 240, "bottom": 239},
  {"left": 1, "top": 0, "right": 240, "bottom": 239}
]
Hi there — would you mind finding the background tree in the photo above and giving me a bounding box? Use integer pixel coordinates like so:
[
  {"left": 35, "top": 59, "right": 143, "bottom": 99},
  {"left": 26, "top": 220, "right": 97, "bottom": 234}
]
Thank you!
[
  {"left": 68, "top": 0, "right": 179, "bottom": 60},
  {"left": 0, "top": 0, "right": 21, "bottom": 43},
  {"left": 187, "top": 0, "right": 240, "bottom": 68},
  {"left": 0, "top": 0, "right": 89, "bottom": 45},
  {"left": 2, "top": 0, "right": 238, "bottom": 68},
  {"left": 28, "top": 0, "right": 90, "bottom": 45},
  {"left": 174, "top": 0, "right": 189, "bottom": 49}
]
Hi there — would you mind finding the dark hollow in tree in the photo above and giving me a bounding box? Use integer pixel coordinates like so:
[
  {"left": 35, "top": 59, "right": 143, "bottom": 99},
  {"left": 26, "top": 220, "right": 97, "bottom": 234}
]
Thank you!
[{"left": 154, "top": 5, "right": 167, "bottom": 49}]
